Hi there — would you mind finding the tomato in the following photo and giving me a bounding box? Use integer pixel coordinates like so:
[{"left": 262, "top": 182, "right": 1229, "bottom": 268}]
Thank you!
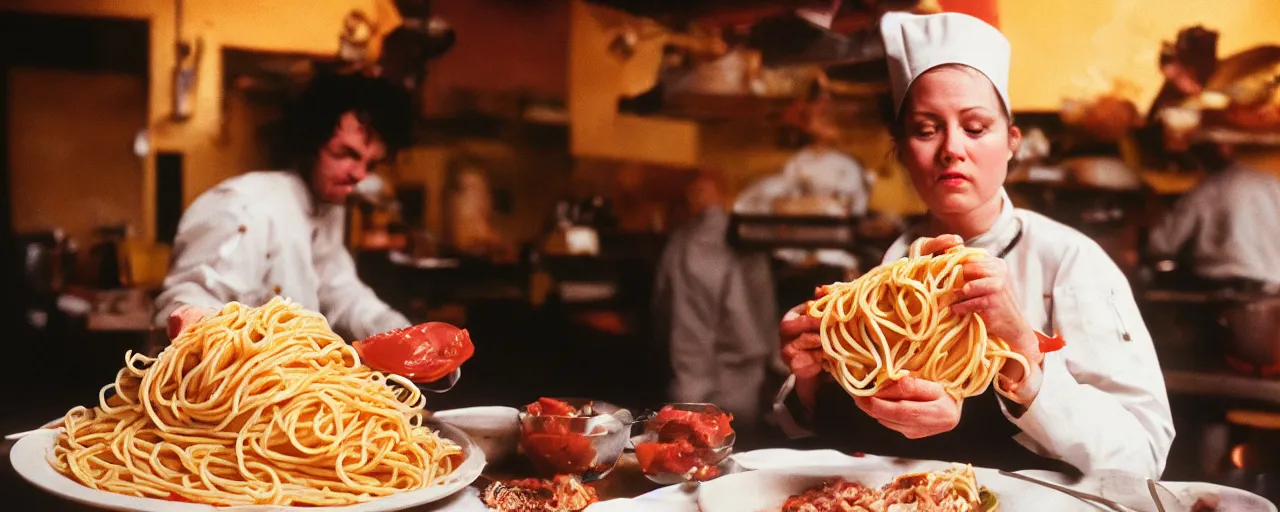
[
  {"left": 526, "top": 397, "right": 579, "bottom": 417},
  {"left": 520, "top": 431, "right": 597, "bottom": 476},
  {"left": 1036, "top": 331, "right": 1066, "bottom": 354},
  {"left": 635, "top": 440, "right": 697, "bottom": 475},
  {"left": 352, "top": 322, "right": 474, "bottom": 383},
  {"left": 650, "top": 406, "right": 734, "bottom": 448}
]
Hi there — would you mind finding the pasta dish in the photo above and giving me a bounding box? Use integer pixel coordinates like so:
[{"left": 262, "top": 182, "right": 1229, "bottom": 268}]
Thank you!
[
  {"left": 782, "top": 465, "right": 994, "bottom": 512},
  {"left": 50, "top": 297, "right": 463, "bottom": 506},
  {"left": 480, "top": 475, "right": 599, "bottom": 512},
  {"left": 808, "top": 239, "right": 1030, "bottom": 401}
]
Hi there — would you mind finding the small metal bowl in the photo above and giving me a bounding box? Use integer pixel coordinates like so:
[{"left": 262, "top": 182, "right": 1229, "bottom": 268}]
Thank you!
[
  {"left": 517, "top": 398, "right": 633, "bottom": 481},
  {"left": 631, "top": 402, "right": 736, "bottom": 485}
]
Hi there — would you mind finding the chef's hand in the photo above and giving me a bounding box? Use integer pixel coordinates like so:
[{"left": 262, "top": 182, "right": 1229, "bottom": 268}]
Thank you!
[
  {"left": 910, "top": 234, "right": 965, "bottom": 258},
  {"left": 167, "top": 305, "right": 216, "bottom": 339},
  {"left": 854, "top": 377, "right": 960, "bottom": 439},
  {"left": 917, "top": 234, "right": 1044, "bottom": 403},
  {"left": 780, "top": 299, "right": 825, "bottom": 410}
]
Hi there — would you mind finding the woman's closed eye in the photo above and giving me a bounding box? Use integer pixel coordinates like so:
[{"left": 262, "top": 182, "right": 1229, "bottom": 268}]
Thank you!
[
  {"left": 910, "top": 122, "right": 989, "bottom": 138},
  {"left": 912, "top": 124, "right": 939, "bottom": 138},
  {"left": 963, "top": 123, "right": 989, "bottom": 136}
]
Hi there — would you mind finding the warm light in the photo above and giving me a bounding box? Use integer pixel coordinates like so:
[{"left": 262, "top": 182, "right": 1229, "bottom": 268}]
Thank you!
[
  {"left": 1231, "top": 443, "right": 1248, "bottom": 469},
  {"left": 565, "top": 226, "right": 600, "bottom": 256}
]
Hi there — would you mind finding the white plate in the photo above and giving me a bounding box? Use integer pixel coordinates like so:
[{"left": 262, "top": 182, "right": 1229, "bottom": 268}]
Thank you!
[
  {"left": 731, "top": 448, "right": 915, "bottom": 473},
  {"left": 431, "top": 406, "right": 520, "bottom": 466},
  {"left": 695, "top": 464, "right": 1098, "bottom": 512},
  {"left": 1080, "top": 468, "right": 1277, "bottom": 512},
  {"left": 10, "top": 419, "right": 486, "bottom": 512},
  {"left": 630, "top": 448, "right": 1279, "bottom": 512},
  {"left": 1119, "top": 480, "right": 1277, "bottom": 512}
]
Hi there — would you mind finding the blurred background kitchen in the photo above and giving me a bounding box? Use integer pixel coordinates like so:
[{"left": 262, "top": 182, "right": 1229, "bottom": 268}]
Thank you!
[{"left": 2, "top": 0, "right": 1279, "bottom": 505}]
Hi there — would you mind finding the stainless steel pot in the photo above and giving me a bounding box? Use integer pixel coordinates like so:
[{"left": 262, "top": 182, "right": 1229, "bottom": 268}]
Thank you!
[{"left": 1220, "top": 295, "right": 1280, "bottom": 376}]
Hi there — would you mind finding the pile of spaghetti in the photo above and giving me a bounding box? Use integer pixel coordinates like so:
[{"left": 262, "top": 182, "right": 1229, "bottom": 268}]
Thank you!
[
  {"left": 50, "top": 297, "right": 463, "bottom": 506},
  {"left": 807, "top": 239, "right": 1029, "bottom": 401},
  {"left": 782, "top": 465, "right": 990, "bottom": 512}
]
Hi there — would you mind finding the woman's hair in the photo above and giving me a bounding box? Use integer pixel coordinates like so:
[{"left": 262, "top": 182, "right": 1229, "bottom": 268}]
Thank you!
[
  {"left": 879, "top": 63, "right": 1013, "bottom": 141},
  {"left": 284, "top": 72, "right": 413, "bottom": 177}
]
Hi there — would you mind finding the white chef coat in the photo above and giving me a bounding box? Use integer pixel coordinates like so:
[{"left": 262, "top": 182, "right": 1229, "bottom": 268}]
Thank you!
[
  {"left": 781, "top": 147, "right": 871, "bottom": 215},
  {"left": 654, "top": 206, "right": 779, "bottom": 423},
  {"left": 774, "top": 189, "right": 1175, "bottom": 478},
  {"left": 1148, "top": 163, "right": 1280, "bottom": 286},
  {"left": 153, "top": 171, "right": 411, "bottom": 341},
  {"left": 733, "top": 147, "right": 871, "bottom": 269},
  {"left": 735, "top": 147, "right": 871, "bottom": 216}
]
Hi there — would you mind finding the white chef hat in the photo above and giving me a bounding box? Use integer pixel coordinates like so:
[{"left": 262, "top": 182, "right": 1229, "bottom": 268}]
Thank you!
[{"left": 880, "top": 12, "right": 1012, "bottom": 118}]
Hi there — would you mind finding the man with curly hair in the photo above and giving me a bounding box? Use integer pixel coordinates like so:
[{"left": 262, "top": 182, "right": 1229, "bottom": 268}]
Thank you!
[{"left": 153, "top": 73, "right": 457, "bottom": 386}]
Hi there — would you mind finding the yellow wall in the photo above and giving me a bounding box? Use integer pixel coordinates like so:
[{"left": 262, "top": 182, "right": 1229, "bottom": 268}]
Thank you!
[
  {"left": 8, "top": 69, "right": 148, "bottom": 245},
  {"left": 567, "top": 0, "right": 699, "bottom": 167},
  {"left": 394, "top": 141, "right": 573, "bottom": 245},
  {"left": 1001, "top": 0, "right": 1280, "bottom": 112},
  {"left": 6, "top": 0, "right": 402, "bottom": 241}
]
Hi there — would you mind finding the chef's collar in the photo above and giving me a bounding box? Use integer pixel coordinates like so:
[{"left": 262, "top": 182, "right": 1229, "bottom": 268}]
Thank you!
[
  {"left": 282, "top": 169, "right": 343, "bottom": 219},
  {"left": 905, "top": 188, "right": 1020, "bottom": 258},
  {"left": 962, "top": 188, "right": 1020, "bottom": 257}
]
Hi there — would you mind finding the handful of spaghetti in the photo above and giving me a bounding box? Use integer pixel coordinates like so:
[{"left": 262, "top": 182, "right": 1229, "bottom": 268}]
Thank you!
[
  {"left": 808, "top": 239, "right": 1029, "bottom": 402},
  {"left": 50, "top": 297, "right": 463, "bottom": 506}
]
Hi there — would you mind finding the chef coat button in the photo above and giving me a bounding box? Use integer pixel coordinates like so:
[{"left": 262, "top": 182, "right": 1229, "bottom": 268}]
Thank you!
[
  {"left": 238, "top": 225, "right": 247, "bottom": 233},
  {"left": 273, "top": 285, "right": 282, "bottom": 294}
]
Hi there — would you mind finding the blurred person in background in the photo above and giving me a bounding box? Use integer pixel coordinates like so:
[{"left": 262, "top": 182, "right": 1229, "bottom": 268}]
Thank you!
[
  {"left": 1147, "top": 141, "right": 1280, "bottom": 377},
  {"left": 1147, "top": 144, "right": 1280, "bottom": 294},
  {"left": 153, "top": 73, "right": 457, "bottom": 389},
  {"left": 735, "top": 75, "right": 872, "bottom": 273},
  {"left": 654, "top": 171, "right": 781, "bottom": 425}
]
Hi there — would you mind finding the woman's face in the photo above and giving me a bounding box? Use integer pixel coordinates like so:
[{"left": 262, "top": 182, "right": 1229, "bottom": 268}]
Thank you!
[{"left": 897, "top": 66, "right": 1020, "bottom": 217}]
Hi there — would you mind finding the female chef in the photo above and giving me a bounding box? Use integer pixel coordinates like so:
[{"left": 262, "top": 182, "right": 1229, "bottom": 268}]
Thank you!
[
  {"left": 153, "top": 73, "right": 460, "bottom": 389},
  {"left": 773, "top": 12, "right": 1174, "bottom": 478}
]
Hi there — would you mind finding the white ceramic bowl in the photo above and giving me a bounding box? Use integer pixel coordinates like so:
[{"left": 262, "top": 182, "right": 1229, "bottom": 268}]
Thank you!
[{"left": 432, "top": 406, "right": 520, "bottom": 466}]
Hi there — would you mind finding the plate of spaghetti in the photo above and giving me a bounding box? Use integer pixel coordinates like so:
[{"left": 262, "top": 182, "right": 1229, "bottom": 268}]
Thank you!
[
  {"left": 9, "top": 297, "right": 485, "bottom": 511},
  {"left": 696, "top": 463, "right": 1087, "bottom": 512}
]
